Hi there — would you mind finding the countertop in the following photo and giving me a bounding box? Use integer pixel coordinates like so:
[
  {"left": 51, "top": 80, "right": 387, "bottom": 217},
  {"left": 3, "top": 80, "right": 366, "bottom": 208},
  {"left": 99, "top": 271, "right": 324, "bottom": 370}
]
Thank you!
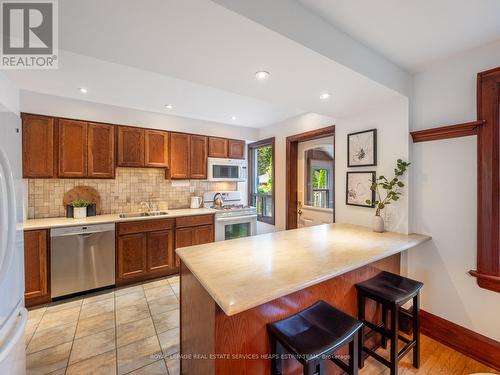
[
  {"left": 23, "top": 208, "right": 217, "bottom": 230},
  {"left": 176, "top": 223, "right": 431, "bottom": 316}
]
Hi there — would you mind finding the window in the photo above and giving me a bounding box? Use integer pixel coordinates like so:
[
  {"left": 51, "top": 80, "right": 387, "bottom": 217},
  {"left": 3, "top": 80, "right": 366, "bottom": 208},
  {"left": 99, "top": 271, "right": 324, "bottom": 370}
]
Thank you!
[
  {"left": 248, "top": 138, "right": 275, "bottom": 225},
  {"left": 304, "top": 148, "right": 334, "bottom": 209}
]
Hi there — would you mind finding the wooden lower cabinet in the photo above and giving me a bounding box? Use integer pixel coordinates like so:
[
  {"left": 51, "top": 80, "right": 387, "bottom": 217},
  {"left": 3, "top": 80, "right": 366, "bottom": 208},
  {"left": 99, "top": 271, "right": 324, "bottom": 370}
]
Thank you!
[
  {"left": 116, "top": 219, "right": 176, "bottom": 286},
  {"left": 24, "top": 230, "right": 50, "bottom": 307},
  {"left": 175, "top": 223, "right": 214, "bottom": 267},
  {"left": 117, "top": 233, "right": 148, "bottom": 281}
]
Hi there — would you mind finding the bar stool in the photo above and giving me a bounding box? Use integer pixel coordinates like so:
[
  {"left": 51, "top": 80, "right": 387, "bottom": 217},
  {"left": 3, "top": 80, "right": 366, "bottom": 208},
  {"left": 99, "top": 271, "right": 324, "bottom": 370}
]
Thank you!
[
  {"left": 356, "top": 271, "right": 423, "bottom": 375},
  {"left": 267, "top": 300, "right": 363, "bottom": 375}
]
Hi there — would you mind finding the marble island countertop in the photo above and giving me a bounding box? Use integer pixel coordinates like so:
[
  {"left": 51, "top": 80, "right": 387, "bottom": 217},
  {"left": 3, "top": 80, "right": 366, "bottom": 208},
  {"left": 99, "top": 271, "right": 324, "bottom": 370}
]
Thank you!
[
  {"left": 176, "top": 223, "right": 431, "bottom": 316},
  {"left": 24, "top": 208, "right": 217, "bottom": 230}
]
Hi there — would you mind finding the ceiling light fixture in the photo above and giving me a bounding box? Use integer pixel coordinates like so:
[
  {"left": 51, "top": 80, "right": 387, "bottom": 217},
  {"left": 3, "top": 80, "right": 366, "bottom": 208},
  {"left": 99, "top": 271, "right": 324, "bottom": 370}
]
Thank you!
[
  {"left": 319, "top": 92, "right": 331, "bottom": 100},
  {"left": 78, "top": 87, "right": 88, "bottom": 94},
  {"left": 165, "top": 104, "right": 174, "bottom": 110},
  {"left": 231, "top": 116, "right": 237, "bottom": 121},
  {"left": 255, "top": 71, "right": 270, "bottom": 80}
]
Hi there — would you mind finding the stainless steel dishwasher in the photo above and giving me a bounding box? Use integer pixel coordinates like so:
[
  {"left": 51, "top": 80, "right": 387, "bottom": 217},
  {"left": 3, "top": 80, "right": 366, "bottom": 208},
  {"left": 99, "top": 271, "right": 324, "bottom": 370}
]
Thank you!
[{"left": 51, "top": 223, "right": 115, "bottom": 298}]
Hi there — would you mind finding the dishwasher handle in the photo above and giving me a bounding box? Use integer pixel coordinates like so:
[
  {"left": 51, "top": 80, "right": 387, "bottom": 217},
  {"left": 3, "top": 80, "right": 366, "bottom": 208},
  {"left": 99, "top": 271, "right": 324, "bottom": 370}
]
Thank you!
[{"left": 51, "top": 223, "right": 115, "bottom": 237}]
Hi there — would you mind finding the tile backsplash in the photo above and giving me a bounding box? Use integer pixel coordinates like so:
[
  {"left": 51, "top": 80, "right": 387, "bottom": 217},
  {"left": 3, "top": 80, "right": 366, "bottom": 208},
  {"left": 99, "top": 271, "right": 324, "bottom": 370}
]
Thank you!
[{"left": 27, "top": 168, "right": 236, "bottom": 219}]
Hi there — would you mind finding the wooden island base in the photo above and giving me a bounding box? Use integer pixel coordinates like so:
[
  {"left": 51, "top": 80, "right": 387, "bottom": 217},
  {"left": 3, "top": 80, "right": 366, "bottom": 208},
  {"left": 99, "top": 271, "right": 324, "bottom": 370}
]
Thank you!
[{"left": 180, "top": 253, "right": 400, "bottom": 375}]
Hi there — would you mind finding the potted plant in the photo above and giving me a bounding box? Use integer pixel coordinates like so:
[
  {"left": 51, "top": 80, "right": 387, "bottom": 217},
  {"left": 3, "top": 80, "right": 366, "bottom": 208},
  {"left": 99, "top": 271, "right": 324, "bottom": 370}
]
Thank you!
[
  {"left": 366, "top": 159, "right": 410, "bottom": 233},
  {"left": 70, "top": 199, "right": 90, "bottom": 219}
]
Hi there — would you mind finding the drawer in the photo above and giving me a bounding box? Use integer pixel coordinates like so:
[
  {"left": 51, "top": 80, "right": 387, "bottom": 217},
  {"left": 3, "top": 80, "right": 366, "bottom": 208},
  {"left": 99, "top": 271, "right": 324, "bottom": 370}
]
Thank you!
[
  {"left": 175, "top": 214, "right": 214, "bottom": 228},
  {"left": 118, "top": 218, "right": 174, "bottom": 235}
]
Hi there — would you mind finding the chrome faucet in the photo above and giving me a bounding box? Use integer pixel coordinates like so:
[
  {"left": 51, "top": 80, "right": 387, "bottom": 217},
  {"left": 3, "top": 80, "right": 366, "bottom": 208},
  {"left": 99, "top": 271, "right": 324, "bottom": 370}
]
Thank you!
[{"left": 140, "top": 199, "right": 157, "bottom": 212}]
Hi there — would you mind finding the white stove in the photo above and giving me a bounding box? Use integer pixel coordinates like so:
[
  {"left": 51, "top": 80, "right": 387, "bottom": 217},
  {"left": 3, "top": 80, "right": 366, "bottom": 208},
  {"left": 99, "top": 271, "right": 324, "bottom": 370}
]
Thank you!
[{"left": 203, "top": 191, "right": 257, "bottom": 241}]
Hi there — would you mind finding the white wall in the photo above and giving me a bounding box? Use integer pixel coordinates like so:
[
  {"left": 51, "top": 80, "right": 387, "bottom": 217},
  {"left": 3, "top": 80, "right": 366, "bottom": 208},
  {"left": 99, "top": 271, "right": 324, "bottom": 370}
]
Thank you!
[
  {"left": 0, "top": 71, "right": 19, "bottom": 115},
  {"left": 336, "top": 103, "right": 409, "bottom": 234},
  {"left": 256, "top": 99, "right": 410, "bottom": 234},
  {"left": 409, "top": 39, "right": 500, "bottom": 341},
  {"left": 20, "top": 91, "right": 258, "bottom": 141}
]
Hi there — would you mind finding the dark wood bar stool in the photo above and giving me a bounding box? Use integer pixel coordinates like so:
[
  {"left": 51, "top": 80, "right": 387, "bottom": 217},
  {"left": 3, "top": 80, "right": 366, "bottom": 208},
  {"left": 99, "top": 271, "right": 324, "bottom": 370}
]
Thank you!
[
  {"left": 267, "top": 300, "right": 363, "bottom": 375},
  {"left": 356, "top": 271, "right": 424, "bottom": 375}
]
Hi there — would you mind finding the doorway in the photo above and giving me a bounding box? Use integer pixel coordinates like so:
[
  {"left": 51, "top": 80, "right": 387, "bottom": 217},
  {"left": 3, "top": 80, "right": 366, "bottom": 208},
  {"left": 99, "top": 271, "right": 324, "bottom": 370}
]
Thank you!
[
  {"left": 286, "top": 126, "right": 335, "bottom": 229},
  {"left": 297, "top": 137, "right": 334, "bottom": 227}
]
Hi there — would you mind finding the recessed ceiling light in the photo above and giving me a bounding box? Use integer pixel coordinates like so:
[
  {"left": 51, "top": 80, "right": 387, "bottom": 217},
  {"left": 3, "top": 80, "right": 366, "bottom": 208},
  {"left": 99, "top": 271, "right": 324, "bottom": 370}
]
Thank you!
[
  {"left": 231, "top": 116, "right": 237, "bottom": 121},
  {"left": 78, "top": 87, "right": 88, "bottom": 94},
  {"left": 165, "top": 104, "right": 174, "bottom": 110},
  {"left": 255, "top": 71, "right": 270, "bottom": 80},
  {"left": 319, "top": 92, "right": 331, "bottom": 100}
]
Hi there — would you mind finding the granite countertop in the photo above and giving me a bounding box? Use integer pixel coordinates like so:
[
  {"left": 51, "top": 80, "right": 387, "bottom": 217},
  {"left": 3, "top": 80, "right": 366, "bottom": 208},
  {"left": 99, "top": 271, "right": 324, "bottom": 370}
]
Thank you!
[
  {"left": 176, "top": 223, "right": 431, "bottom": 316},
  {"left": 24, "top": 208, "right": 217, "bottom": 230}
]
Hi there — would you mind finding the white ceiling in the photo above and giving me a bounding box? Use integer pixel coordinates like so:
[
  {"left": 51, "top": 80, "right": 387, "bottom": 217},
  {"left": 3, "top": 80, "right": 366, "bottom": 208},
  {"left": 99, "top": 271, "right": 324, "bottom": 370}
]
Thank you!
[
  {"left": 7, "top": 0, "right": 405, "bottom": 128},
  {"left": 298, "top": 0, "right": 500, "bottom": 72}
]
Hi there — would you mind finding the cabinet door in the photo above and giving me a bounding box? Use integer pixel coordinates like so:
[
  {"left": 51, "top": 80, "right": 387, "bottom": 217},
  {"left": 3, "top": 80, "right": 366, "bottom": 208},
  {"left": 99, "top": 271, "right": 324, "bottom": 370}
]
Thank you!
[
  {"left": 190, "top": 135, "right": 208, "bottom": 179},
  {"left": 117, "top": 233, "right": 147, "bottom": 281},
  {"left": 22, "top": 114, "right": 56, "bottom": 178},
  {"left": 194, "top": 224, "right": 214, "bottom": 245},
  {"left": 58, "top": 119, "right": 88, "bottom": 177},
  {"left": 175, "top": 227, "right": 195, "bottom": 267},
  {"left": 169, "top": 133, "right": 190, "bottom": 179},
  {"left": 88, "top": 123, "right": 115, "bottom": 178},
  {"left": 147, "top": 229, "right": 174, "bottom": 272},
  {"left": 24, "top": 230, "right": 49, "bottom": 303},
  {"left": 145, "top": 130, "right": 169, "bottom": 167},
  {"left": 117, "top": 126, "right": 145, "bottom": 167},
  {"left": 208, "top": 137, "right": 228, "bottom": 158},
  {"left": 228, "top": 139, "right": 245, "bottom": 159}
]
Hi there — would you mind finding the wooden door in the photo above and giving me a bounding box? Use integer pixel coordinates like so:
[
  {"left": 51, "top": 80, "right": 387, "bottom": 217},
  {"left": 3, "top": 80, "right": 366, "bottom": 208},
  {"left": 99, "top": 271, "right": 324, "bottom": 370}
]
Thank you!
[
  {"left": 170, "top": 133, "right": 190, "bottom": 179},
  {"left": 58, "top": 119, "right": 88, "bottom": 177},
  {"left": 22, "top": 114, "right": 56, "bottom": 178},
  {"left": 147, "top": 229, "right": 174, "bottom": 272},
  {"left": 145, "top": 130, "right": 169, "bottom": 167},
  {"left": 88, "top": 123, "right": 115, "bottom": 178},
  {"left": 194, "top": 224, "right": 214, "bottom": 245},
  {"left": 175, "top": 227, "right": 195, "bottom": 267},
  {"left": 117, "top": 233, "right": 147, "bottom": 281},
  {"left": 190, "top": 135, "right": 208, "bottom": 179},
  {"left": 24, "top": 230, "right": 49, "bottom": 305},
  {"left": 208, "top": 137, "right": 228, "bottom": 158},
  {"left": 117, "top": 126, "right": 145, "bottom": 167},
  {"left": 228, "top": 139, "right": 245, "bottom": 159}
]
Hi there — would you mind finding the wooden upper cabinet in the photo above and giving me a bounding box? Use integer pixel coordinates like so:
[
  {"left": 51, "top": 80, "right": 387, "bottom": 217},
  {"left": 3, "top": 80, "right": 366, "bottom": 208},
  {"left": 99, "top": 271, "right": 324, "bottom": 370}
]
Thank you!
[
  {"left": 228, "top": 139, "right": 245, "bottom": 159},
  {"left": 117, "top": 126, "right": 145, "bottom": 167},
  {"left": 24, "top": 230, "right": 49, "bottom": 304},
  {"left": 58, "top": 119, "right": 88, "bottom": 177},
  {"left": 145, "top": 130, "right": 169, "bottom": 168},
  {"left": 88, "top": 123, "right": 115, "bottom": 178},
  {"left": 190, "top": 135, "right": 208, "bottom": 179},
  {"left": 170, "top": 133, "right": 190, "bottom": 179},
  {"left": 208, "top": 137, "right": 228, "bottom": 158},
  {"left": 22, "top": 114, "right": 56, "bottom": 178}
]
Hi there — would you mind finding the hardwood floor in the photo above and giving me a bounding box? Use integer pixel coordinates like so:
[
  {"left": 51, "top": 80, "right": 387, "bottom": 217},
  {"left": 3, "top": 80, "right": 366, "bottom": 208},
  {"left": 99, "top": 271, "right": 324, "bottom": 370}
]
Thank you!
[{"left": 362, "top": 335, "right": 497, "bottom": 374}]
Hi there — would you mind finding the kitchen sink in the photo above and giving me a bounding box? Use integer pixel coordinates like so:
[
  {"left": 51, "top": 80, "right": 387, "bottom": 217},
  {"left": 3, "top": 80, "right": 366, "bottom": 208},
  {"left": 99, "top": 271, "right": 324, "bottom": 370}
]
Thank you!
[{"left": 119, "top": 211, "right": 168, "bottom": 218}]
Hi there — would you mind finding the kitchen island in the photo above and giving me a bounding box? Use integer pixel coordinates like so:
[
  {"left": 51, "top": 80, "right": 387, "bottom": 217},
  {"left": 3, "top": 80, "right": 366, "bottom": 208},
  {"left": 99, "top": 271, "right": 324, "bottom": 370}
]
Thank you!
[{"left": 176, "top": 223, "right": 430, "bottom": 375}]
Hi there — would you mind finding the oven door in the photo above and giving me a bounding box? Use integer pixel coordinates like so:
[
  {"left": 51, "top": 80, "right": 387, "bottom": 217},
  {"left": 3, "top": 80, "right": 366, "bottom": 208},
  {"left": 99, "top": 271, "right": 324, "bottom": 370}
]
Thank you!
[{"left": 215, "top": 214, "right": 257, "bottom": 241}]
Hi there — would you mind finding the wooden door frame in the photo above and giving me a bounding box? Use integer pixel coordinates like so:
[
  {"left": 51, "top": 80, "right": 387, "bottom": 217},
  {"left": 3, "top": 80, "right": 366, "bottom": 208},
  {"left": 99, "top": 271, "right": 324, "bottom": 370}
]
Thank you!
[{"left": 285, "top": 126, "right": 335, "bottom": 230}]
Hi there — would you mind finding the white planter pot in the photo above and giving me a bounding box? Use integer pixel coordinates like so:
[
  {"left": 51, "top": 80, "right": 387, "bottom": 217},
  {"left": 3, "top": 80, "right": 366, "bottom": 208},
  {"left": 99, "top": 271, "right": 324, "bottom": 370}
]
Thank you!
[
  {"left": 373, "top": 215, "right": 385, "bottom": 233},
  {"left": 73, "top": 207, "right": 87, "bottom": 219}
]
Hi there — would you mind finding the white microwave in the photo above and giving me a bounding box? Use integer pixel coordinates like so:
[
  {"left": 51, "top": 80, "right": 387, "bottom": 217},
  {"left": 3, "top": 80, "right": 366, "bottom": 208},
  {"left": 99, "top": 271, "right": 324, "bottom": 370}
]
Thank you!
[{"left": 207, "top": 157, "right": 247, "bottom": 182}]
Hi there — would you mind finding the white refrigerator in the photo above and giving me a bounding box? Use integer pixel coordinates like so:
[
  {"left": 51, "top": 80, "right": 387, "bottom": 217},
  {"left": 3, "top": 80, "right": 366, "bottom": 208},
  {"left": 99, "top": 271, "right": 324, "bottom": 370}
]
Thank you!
[{"left": 0, "top": 104, "right": 27, "bottom": 374}]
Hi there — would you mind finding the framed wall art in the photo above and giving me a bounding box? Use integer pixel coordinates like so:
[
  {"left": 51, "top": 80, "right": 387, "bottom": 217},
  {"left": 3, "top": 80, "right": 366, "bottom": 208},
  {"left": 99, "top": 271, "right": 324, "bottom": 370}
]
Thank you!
[
  {"left": 347, "top": 129, "right": 377, "bottom": 167},
  {"left": 346, "top": 171, "right": 375, "bottom": 207}
]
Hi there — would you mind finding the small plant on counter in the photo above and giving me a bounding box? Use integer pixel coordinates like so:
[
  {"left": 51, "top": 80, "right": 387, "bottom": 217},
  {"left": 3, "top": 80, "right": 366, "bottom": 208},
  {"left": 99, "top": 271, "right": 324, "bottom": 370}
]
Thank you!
[
  {"left": 70, "top": 199, "right": 90, "bottom": 219},
  {"left": 70, "top": 199, "right": 90, "bottom": 208},
  {"left": 366, "top": 159, "right": 410, "bottom": 233}
]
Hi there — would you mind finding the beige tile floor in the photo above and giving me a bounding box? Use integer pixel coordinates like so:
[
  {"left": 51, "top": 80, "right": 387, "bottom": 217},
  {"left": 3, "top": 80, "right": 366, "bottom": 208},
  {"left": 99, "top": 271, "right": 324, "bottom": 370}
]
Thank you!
[{"left": 25, "top": 276, "right": 180, "bottom": 375}]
